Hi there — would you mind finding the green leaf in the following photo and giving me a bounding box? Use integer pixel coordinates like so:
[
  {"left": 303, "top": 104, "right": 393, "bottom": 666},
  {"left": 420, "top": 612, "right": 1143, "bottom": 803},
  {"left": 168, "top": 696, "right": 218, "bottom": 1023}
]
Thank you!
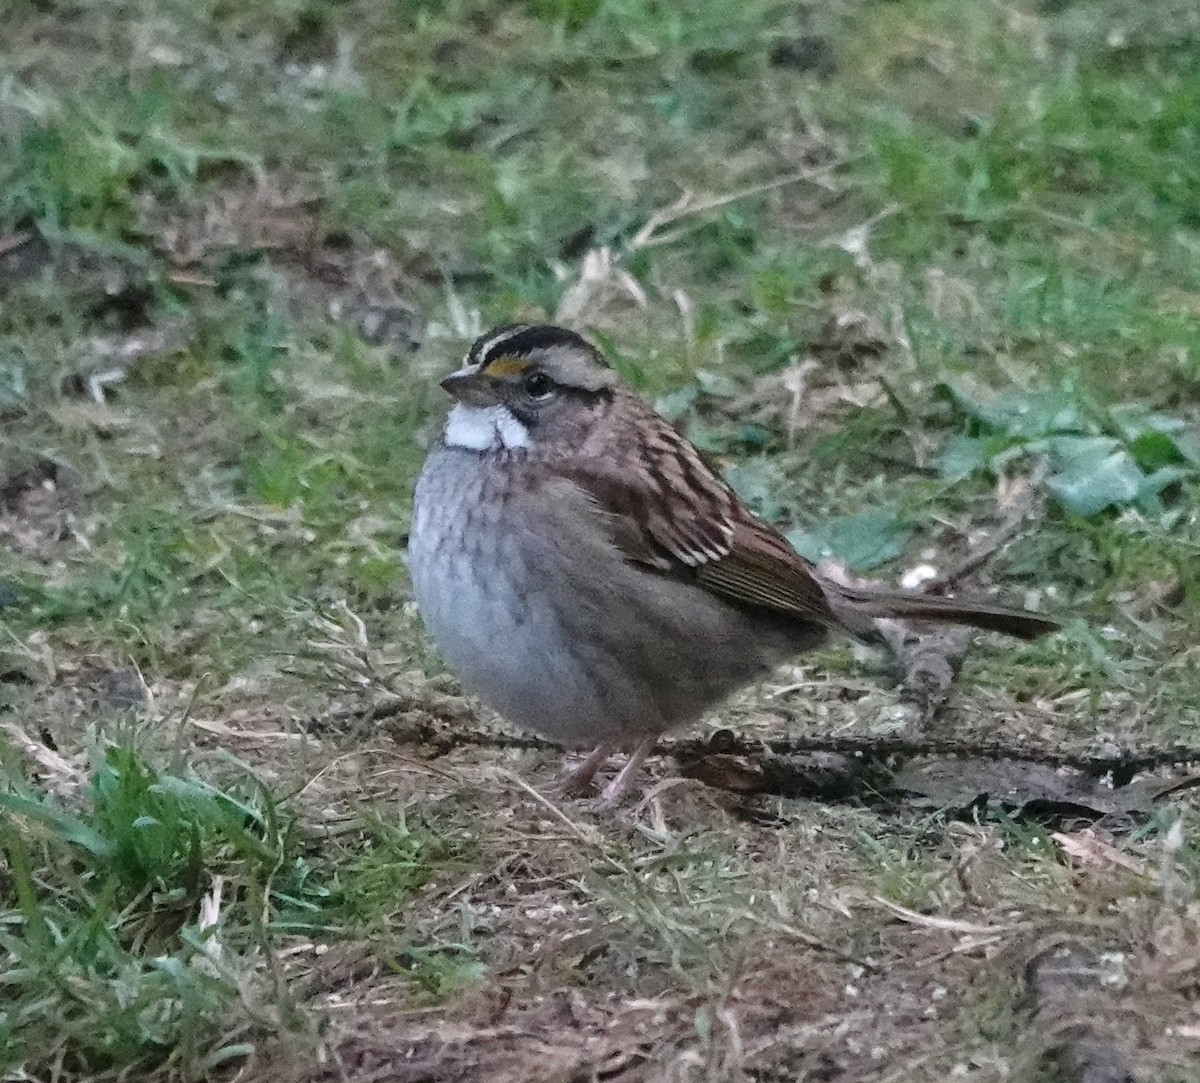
[
  {"left": 0, "top": 360, "right": 29, "bottom": 408},
  {"left": 682, "top": 416, "right": 729, "bottom": 453},
  {"left": 1138, "top": 465, "right": 1193, "bottom": 506},
  {"left": 0, "top": 791, "right": 116, "bottom": 858},
  {"left": 694, "top": 369, "right": 740, "bottom": 399},
  {"left": 1128, "top": 430, "right": 1188, "bottom": 471},
  {"left": 1107, "top": 405, "right": 1200, "bottom": 467},
  {"left": 654, "top": 385, "right": 699, "bottom": 423},
  {"left": 936, "top": 383, "right": 1084, "bottom": 438},
  {"left": 933, "top": 381, "right": 984, "bottom": 419},
  {"left": 787, "top": 511, "right": 910, "bottom": 572},
  {"left": 735, "top": 422, "right": 773, "bottom": 449},
  {"left": 938, "top": 434, "right": 987, "bottom": 481},
  {"left": 1045, "top": 436, "right": 1145, "bottom": 516},
  {"left": 724, "top": 459, "right": 786, "bottom": 520}
]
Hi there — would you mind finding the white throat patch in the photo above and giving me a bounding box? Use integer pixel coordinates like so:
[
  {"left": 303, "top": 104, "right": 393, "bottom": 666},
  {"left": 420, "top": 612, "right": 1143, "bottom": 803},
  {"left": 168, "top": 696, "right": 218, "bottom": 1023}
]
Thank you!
[{"left": 443, "top": 403, "right": 530, "bottom": 451}]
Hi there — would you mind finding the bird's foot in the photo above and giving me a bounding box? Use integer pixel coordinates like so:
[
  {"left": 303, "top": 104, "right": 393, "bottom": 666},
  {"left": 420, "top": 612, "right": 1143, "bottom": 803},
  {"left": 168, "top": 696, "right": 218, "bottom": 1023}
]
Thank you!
[
  {"left": 597, "top": 737, "right": 658, "bottom": 807},
  {"left": 559, "top": 742, "right": 617, "bottom": 796}
]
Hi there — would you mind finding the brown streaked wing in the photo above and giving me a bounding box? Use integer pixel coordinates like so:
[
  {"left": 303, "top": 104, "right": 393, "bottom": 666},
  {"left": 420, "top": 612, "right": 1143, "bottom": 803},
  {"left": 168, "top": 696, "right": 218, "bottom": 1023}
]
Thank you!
[
  {"left": 556, "top": 405, "right": 836, "bottom": 624},
  {"left": 555, "top": 450, "right": 734, "bottom": 572},
  {"left": 695, "top": 519, "right": 835, "bottom": 624}
]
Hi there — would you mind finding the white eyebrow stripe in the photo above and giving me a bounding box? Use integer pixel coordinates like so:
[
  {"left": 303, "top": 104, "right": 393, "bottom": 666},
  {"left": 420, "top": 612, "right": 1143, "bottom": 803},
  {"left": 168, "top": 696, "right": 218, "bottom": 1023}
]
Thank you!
[{"left": 471, "top": 325, "right": 530, "bottom": 366}]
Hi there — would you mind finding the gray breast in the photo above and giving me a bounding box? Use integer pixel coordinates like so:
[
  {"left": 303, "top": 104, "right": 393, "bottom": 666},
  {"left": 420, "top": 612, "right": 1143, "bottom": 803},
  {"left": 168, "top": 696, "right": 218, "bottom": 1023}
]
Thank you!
[{"left": 409, "top": 448, "right": 817, "bottom": 747}]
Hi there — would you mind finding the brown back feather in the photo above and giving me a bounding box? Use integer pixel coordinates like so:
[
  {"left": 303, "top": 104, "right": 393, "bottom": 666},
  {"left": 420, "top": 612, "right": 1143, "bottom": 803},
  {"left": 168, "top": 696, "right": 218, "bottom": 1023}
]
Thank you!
[{"left": 546, "top": 389, "right": 1055, "bottom": 640}]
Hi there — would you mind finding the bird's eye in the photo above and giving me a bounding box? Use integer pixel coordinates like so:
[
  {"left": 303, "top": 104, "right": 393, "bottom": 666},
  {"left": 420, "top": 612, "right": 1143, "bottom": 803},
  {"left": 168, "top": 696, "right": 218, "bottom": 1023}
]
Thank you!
[{"left": 524, "top": 371, "right": 555, "bottom": 399}]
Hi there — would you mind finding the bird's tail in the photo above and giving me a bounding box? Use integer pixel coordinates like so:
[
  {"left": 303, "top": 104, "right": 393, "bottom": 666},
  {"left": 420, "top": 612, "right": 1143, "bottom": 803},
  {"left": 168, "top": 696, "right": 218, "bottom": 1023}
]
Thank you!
[{"left": 823, "top": 583, "right": 1059, "bottom": 640}]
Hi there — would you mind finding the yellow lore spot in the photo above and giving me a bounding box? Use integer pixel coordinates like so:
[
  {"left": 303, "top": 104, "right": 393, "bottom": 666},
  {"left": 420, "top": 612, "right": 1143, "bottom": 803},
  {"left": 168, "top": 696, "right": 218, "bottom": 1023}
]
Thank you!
[{"left": 482, "top": 356, "right": 529, "bottom": 377}]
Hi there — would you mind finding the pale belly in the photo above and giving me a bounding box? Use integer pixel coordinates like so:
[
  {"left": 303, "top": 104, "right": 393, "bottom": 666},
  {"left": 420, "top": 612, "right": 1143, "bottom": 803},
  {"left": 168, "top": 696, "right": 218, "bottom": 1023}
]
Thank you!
[
  {"left": 408, "top": 452, "right": 627, "bottom": 744},
  {"left": 408, "top": 448, "right": 814, "bottom": 747}
]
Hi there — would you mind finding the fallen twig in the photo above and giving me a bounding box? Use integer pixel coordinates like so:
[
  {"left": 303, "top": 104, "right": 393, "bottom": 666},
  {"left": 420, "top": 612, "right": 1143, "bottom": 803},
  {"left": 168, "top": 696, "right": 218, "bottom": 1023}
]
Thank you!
[
  {"left": 877, "top": 620, "right": 971, "bottom": 731},
  {"left": 338, "top": 702, "right": 1200, "bottom": 776},
  {"left": 1019, "top": 941, "right": 1139, "bottom": 1083}
]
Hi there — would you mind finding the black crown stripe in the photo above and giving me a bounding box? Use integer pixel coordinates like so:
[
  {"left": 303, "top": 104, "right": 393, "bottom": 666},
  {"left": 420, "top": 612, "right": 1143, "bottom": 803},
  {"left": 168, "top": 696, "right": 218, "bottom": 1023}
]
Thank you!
[{"left": 470, "top": 324, "right": 608, "bottom": 369}]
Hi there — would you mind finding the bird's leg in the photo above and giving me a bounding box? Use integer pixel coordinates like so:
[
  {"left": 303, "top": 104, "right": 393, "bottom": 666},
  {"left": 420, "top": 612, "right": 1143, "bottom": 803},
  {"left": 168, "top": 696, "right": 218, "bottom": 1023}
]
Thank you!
[
  {"left": 561, "top": 741, "right": 618, "bottom": 795},
  {"left": 598, "top": 735, "right": 658, "bottom": 807}
]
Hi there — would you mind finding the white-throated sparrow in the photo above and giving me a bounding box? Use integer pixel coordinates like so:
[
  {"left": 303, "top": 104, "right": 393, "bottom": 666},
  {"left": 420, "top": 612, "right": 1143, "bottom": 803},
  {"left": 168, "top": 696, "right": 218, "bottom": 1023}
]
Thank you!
[{"left": 408, "top": 324, "right": 1057, "bottom": 803}]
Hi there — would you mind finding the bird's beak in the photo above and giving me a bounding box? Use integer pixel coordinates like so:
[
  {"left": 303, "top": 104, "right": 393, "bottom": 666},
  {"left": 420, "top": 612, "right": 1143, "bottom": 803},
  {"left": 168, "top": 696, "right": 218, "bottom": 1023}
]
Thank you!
[{"left": 439, "top": 366, "right": 493, "bottom": 406}]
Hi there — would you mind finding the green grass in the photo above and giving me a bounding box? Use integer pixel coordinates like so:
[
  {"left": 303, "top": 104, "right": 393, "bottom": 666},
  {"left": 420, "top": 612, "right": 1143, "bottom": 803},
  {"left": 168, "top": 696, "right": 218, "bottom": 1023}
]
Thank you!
[
  {"left": 0, "top": 724, "right": 463, "bottom": 1077},
  {"left": 0, "top": 733, "right": 290, "bottom": 1077},
  {"left": 2, "top": 0, "right": 1199, "bottom": 1079}
]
